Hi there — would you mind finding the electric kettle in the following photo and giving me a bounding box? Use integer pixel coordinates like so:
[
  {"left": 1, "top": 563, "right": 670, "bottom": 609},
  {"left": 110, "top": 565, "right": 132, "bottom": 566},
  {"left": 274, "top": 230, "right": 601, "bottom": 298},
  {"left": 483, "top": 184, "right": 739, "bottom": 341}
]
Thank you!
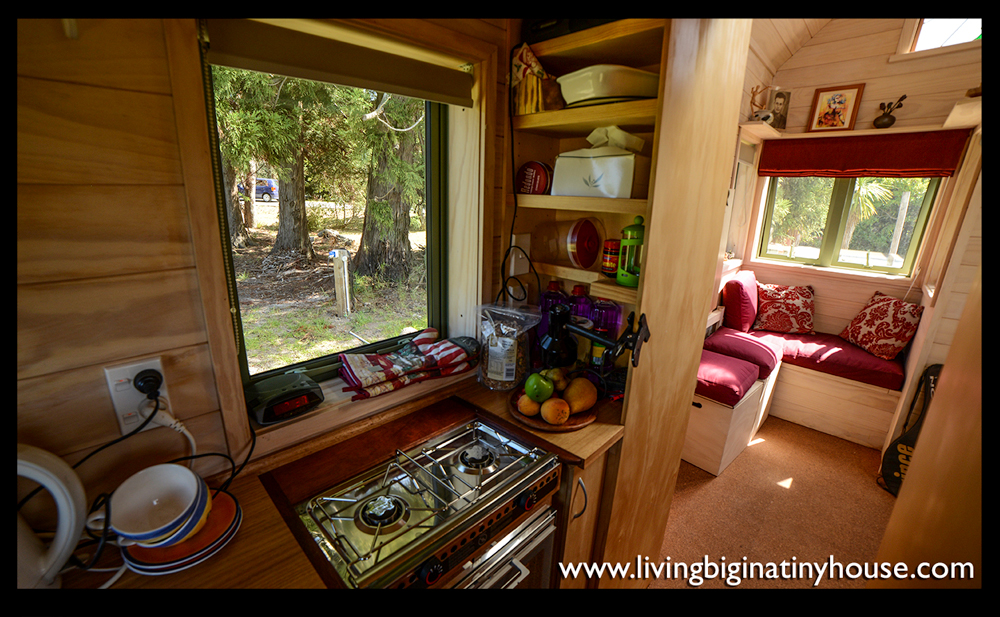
[{"left": 17, "top": 443, "right": 87, "bottom": 589}]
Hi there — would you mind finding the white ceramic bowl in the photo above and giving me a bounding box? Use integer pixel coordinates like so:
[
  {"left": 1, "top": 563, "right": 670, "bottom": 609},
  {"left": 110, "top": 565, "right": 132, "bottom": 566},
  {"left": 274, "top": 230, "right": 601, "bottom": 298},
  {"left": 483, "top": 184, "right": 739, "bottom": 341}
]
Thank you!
[
  {"left": 106, "top": 464, "right": 201, "bottom": 542},
  {"left": 134, "top": 475, "right": 212, "bottom": 548}
]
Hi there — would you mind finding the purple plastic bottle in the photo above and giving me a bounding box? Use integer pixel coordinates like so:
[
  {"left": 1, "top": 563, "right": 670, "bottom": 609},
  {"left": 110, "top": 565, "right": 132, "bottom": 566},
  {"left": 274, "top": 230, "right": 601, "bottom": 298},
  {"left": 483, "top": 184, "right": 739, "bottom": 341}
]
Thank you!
[
  {"left": 589, "top": 298, "right": 621, "bottom": 371},
  {"left": 568, "top": 284, "right": 594, "bottom": 320}
]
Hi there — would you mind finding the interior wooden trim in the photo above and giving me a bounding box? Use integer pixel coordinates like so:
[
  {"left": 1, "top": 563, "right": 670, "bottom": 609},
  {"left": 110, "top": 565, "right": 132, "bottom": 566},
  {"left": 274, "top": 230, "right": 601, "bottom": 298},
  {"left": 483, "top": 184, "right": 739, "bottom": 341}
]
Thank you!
[{"left": 163, "top": 18, "right": 250, "bottom": 458}]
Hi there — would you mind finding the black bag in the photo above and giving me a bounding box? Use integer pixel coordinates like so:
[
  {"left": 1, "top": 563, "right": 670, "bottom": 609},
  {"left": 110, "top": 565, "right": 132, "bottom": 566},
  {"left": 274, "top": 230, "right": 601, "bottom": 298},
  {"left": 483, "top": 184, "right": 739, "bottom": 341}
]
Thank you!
[{"left": 878, "top": 364, "right": 943, "bottom": 495}]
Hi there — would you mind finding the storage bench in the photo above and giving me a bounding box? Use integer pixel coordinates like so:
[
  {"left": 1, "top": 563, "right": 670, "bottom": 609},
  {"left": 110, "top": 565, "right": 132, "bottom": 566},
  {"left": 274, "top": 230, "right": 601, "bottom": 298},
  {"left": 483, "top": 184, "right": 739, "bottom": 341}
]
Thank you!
[
  {"left": 682, "top": 349, "right": 768, "bottom": 475},
  {"left": 683, "top": 269, "right": 922, "bottom": 472}
]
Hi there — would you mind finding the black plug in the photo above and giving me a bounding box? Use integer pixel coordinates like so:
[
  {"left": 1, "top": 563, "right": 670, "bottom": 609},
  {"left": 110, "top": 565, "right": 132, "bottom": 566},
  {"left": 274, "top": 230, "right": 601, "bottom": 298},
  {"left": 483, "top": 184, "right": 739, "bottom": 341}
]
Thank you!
[{"left": 134, "top": 369, "right": 163, "bottom": 400}]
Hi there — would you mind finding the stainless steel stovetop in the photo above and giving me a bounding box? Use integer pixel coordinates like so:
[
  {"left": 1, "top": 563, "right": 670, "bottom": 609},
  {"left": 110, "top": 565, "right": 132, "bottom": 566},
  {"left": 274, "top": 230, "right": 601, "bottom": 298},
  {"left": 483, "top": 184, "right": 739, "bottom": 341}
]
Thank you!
[{"left": 293, "top": 419, "right": 559, "bottom": 589}]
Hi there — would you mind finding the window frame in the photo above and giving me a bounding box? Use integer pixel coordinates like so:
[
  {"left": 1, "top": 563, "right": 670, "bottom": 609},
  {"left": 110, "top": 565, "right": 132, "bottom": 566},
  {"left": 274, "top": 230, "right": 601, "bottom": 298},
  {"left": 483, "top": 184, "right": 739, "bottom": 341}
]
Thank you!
[
  {"left": 204, "top": 86, "right": 450, "bottom": 390},
  {"left": 757, "top": 175, "right": 941, "bottom": 277}
]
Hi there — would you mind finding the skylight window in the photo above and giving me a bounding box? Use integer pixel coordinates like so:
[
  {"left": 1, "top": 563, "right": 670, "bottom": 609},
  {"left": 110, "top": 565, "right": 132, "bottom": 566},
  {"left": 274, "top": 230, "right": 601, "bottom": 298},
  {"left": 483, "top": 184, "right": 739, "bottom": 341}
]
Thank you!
[{"left": 913, "top": 19, "right": 981, "bottom": 52}]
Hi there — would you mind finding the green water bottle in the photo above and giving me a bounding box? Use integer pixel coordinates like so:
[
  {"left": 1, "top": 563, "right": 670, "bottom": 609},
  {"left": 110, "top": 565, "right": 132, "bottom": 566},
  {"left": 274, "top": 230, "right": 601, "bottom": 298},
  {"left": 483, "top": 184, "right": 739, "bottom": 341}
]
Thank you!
[{"left": 616, "top": 216, "right": 645, "bottom": 288}]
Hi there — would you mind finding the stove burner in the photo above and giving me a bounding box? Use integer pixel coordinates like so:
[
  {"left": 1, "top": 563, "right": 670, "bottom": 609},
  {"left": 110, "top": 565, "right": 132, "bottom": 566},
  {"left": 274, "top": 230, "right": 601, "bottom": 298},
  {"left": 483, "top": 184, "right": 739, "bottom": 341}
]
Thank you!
[
  {"left": 355, "top": 495, "right": 409, "bottom": 534},
  {"left": 457, "top": 444, "right": 497, "bottom": 474}
]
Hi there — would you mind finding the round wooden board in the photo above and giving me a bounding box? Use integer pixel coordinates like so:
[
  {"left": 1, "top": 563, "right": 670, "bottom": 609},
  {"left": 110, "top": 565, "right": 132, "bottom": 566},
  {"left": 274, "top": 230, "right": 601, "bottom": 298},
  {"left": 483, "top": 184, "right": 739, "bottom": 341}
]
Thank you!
[{"left": 507, "top": 388, "right": 598, "bottom": 433}]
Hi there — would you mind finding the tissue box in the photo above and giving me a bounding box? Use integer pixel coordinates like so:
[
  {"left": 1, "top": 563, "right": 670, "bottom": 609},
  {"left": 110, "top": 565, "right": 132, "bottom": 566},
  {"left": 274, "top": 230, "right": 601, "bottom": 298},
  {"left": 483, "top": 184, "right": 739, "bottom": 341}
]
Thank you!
[{"left": 551, "top": 146, "right": 650, "bottom": 199}]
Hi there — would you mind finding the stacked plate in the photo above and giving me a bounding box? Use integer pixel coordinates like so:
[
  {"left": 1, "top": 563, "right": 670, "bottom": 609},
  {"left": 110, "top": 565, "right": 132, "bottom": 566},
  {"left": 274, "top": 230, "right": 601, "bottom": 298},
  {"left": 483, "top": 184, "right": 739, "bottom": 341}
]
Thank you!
[{"left": 121, "top": 489, "right": 242, "bottom": 576}]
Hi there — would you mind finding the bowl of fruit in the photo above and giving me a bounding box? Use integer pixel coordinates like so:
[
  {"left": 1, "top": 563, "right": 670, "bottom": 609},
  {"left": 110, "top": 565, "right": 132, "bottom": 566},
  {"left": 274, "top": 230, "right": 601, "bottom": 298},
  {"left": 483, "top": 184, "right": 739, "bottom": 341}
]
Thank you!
[{"left": 509, "top": 367, "right": 600, "bottom": 432}]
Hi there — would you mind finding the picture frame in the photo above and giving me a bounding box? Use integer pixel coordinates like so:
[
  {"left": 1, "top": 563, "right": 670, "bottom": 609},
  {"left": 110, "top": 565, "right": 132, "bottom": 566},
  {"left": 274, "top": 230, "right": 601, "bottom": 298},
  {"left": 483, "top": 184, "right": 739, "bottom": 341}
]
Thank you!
[
  {"left": 767, "top": 90, "right": 791, "bottom": 129},
  {"left": 806, "top": 83, "right": 865, "bottom": 132}
]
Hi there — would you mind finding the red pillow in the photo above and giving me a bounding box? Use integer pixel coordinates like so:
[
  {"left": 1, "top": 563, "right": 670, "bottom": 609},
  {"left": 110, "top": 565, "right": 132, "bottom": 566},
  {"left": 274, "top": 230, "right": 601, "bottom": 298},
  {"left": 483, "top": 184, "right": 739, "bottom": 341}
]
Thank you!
[
  {"left": 753, "top": 283, "right": 815, "bottom": 334},
  {"left": 722, "top": 270, "right": 759, "bottom": 332},
  {"left": 840, "top": 292, "right": 924, "bottom": 360}
]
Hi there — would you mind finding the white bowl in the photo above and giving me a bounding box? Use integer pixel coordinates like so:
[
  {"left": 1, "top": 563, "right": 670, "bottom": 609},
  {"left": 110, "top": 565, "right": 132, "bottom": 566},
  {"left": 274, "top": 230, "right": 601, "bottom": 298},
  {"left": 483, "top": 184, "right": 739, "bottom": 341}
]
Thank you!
[
  {"left": 556, "top": 64, "right": 658, "bottom": 106},
  {"left": 105, "top": 464, "right": 201, "bottom": 542}
]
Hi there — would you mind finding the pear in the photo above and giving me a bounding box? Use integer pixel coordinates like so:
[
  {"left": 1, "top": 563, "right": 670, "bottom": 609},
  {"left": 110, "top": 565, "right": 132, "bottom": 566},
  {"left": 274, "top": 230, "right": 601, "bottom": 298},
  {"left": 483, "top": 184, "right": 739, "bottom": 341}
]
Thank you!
[{"left": 563, "top": 377, "right": 598, "bottom": 414}]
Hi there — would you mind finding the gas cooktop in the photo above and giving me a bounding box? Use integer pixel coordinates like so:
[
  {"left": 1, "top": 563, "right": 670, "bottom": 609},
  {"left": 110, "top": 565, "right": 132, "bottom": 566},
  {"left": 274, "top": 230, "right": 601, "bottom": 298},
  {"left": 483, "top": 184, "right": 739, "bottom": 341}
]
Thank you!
[{"left": 292, "top": 417, "right": 559, "bottom": 588}]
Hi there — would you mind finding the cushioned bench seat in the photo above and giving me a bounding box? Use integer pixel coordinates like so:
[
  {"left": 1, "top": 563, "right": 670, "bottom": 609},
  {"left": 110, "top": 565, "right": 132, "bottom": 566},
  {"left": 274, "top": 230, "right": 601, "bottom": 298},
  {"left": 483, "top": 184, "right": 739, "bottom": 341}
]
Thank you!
[
  {"left": 704, "top": 326, "right": 905, "bottom": 391},
  {"left": 746, "top": 330, "right": 905, "bottom": 391},
  {"left": 694, "top": 349, "right": 760, "bottom": 407}
]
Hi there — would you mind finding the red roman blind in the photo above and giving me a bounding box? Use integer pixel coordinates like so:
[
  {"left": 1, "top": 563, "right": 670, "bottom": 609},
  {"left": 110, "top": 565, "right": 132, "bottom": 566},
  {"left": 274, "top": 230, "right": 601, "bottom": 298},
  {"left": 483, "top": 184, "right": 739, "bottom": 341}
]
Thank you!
[{"left": 757, "top": 129, "right": 971, "bottom": 178}]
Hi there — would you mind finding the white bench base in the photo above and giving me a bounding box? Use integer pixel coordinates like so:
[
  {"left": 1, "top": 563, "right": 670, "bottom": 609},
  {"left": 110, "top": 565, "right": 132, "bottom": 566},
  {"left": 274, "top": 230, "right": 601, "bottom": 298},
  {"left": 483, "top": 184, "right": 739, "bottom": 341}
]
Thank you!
[
  {"left": 683, "top": 379, "right": 766, "bottom": 476},
  {"left": 767, "top": 363, "right": 901, "bottom": 449}
]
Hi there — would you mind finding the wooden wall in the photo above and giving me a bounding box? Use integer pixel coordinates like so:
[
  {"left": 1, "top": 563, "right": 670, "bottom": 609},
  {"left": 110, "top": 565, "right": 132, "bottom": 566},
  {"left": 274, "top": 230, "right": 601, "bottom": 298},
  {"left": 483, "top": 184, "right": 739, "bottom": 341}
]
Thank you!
[
  {"left": 17, "top": 18, "right": 511, "bottom": 523},
  {"left": 17, "top": 20, "right": 231, "bottom": 521},
  {"left": 770, "top": 19, "right": 981, "bottom": 133},
  {"left": 742, "top": 19, "right": 830, "bottom": 123}
]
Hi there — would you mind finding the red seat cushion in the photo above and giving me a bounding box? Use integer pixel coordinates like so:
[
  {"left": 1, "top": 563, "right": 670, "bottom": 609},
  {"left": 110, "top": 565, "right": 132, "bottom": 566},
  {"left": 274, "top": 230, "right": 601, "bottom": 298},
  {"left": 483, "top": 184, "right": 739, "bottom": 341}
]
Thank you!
[
  {"left": 695, "top": 349, "right": 760, "bottom": 407},
  {"left": 703, "top": 327, "right": 782, "bottom": 379},
  {"left": 747, "top": 331, "right": 905, "bottom": 390}
]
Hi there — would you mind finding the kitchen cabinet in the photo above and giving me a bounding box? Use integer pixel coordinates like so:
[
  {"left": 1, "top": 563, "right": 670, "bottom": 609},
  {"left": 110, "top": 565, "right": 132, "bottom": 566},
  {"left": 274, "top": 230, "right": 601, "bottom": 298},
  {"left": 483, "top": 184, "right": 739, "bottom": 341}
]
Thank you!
[{"left": 508, "top": 19, "right": 753, "bottom": 588}]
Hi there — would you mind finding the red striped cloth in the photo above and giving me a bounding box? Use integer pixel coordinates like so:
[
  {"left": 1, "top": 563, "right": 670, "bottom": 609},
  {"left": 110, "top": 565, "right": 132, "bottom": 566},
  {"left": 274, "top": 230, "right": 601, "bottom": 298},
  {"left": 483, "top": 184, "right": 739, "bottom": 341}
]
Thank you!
[{"left": 338, "top": 329, "right": 480, "bottom": 401}]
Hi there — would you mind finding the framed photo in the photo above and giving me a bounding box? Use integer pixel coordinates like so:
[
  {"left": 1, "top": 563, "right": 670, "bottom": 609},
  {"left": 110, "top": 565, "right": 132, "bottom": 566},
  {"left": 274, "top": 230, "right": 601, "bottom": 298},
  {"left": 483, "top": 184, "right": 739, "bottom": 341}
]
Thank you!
[
  {"left": 767, "top": 90, "right": 791, "bottom": 129},
  {"left": 806, "top": 83, "right": 865, "bottom": 132}
]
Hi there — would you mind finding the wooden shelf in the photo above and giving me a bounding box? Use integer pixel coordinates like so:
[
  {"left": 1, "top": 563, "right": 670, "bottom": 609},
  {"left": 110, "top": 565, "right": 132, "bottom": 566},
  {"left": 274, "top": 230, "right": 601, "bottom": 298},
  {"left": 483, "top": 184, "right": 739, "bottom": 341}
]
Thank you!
[
  {"left": 513, "top": 193, "right": 648, "bottom": 215},
  {"left": 528, "top": 19, "right": 668, "bottom": 75},
  {"left": 513, "top": 98, "right": 658, "bottom": 137},
  {"left": 740, "top": 120, "right": 972, "bottom": 142},
  {"left": 532, "top": 262, "right": 638, "bottom": 306}
]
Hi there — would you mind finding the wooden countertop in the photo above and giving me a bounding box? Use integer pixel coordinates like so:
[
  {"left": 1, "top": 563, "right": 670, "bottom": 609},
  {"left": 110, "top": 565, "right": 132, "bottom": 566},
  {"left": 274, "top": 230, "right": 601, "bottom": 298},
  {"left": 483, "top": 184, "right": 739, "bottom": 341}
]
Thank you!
[{"left": 62, "top": 380, "right": 624, "bottom": 589}]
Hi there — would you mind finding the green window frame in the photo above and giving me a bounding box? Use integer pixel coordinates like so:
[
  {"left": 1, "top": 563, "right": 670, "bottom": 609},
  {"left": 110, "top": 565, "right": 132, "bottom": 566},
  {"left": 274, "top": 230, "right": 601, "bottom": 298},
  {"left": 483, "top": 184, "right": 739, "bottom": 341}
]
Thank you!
[{"left": 758, "top": 175, "right": 941, "bottom": 277}]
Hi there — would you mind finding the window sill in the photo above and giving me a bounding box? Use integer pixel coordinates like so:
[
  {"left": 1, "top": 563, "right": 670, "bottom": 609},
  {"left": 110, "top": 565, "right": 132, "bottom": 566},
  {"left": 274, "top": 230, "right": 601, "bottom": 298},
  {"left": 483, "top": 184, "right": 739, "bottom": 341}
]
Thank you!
[
  {"left": 747, "top": 256, "right": 916, "bottom": 285},
  {"left": 249, "top": 372, "right": 477, "bottom": 459},
  {"left": 888, "top": 39, "right": 980, "bottom": 63}
]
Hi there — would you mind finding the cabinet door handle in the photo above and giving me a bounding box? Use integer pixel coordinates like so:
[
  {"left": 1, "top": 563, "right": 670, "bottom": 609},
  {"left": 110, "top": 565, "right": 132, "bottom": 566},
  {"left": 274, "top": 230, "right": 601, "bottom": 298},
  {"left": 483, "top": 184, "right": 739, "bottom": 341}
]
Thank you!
[{"left": 572, "top": 477, "right": 588, "bottom": 520}]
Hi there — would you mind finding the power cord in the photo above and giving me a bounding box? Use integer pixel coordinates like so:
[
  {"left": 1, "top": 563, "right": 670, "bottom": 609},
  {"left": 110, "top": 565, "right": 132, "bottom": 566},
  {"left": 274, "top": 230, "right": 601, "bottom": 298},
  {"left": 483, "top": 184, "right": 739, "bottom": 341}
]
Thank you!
[
  {"left": 495, "top": 44, "right": 541, "bottom": 307},
  {"left": 137, "top": 397, "right": 197, "bottom": 467}
]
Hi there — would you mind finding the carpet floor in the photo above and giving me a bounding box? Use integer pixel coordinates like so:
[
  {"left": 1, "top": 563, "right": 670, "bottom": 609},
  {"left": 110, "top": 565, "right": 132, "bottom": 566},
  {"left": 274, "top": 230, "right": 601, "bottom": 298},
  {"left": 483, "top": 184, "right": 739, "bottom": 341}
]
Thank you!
[{"left": 652, "top": 416, "right": 898, "bottom": 589}]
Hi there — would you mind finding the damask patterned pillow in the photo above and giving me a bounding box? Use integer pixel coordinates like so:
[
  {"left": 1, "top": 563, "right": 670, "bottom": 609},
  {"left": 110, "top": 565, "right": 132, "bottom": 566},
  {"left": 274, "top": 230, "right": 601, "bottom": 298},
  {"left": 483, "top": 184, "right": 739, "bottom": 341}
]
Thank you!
[
  {"left": 753, "top": 283, "right": 815, "bottom": 334},
  {"left": 840, "top": 292, "right": 924, "bottom": 360}
]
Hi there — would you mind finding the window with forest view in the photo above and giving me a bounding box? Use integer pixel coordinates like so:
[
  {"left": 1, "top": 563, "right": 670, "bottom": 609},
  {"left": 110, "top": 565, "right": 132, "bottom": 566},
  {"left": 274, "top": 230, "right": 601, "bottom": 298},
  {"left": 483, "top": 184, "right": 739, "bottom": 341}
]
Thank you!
[
  {"left": 760, "top": 175, "right": 939, "bottom": 276},
  {"left": 210, "top": 65, "right": 435, "bottom": 378}
]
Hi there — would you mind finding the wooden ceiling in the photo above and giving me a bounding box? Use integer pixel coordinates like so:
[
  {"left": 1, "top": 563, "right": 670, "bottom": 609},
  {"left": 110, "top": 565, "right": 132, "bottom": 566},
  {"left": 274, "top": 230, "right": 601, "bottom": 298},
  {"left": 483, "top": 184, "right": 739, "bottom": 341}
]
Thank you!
[{"left": 749, "top": 18, "right": 831, "bottom": 77}]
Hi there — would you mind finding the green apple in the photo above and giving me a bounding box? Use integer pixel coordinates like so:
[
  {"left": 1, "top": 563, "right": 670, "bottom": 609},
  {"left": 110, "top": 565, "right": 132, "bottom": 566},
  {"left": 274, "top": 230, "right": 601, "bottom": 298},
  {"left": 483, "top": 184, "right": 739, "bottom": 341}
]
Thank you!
[{"left": 524, "top": 373, "right": 555, "bottom": 403}]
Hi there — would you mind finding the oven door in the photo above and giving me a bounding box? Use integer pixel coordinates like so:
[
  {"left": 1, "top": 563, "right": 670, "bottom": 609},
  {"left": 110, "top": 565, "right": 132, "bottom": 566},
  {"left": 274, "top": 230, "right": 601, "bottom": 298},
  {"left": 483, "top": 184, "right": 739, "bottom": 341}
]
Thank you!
[{"left": 449, "top": 505, "right": 557, "bottom": 589}]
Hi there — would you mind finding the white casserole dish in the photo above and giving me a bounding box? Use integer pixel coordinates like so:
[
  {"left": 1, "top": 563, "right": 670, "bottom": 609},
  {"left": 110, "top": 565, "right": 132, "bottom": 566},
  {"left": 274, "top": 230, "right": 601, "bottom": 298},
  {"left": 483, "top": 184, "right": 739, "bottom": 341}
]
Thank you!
[{"left": 556, "top": 64, "right": 658, "bottom": 106}]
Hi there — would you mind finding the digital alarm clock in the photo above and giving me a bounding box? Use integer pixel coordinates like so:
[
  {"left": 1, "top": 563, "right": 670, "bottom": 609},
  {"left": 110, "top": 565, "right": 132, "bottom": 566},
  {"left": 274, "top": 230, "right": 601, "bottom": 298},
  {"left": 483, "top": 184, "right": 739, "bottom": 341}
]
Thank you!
[{"left": 245, "top": 373, "right": 324, "bottom": 426}]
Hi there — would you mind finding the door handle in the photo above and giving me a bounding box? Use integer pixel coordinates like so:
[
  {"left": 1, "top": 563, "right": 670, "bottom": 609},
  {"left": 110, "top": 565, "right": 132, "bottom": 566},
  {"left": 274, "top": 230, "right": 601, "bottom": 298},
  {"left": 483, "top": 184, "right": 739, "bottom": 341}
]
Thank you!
[{"left": 572, "top": 477, "right": 588, "bottom": 520}]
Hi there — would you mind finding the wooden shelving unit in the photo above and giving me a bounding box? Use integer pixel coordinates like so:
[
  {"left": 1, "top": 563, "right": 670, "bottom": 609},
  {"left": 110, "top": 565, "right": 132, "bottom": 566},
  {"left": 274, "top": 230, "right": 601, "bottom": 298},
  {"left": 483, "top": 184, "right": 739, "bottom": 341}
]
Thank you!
[{"left": 508, "top": 19, "right": 664, "bottom": 314}]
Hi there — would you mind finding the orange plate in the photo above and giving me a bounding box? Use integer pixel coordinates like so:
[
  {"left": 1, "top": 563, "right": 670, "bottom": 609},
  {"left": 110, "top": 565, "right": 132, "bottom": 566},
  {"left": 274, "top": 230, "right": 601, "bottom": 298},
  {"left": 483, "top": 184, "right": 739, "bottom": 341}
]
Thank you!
[
  {"left": 124, "top": 490, "right": 238, "bottom": 566},
  {"left": 507, "top": 388, "right": 597, "bottom": 433}
]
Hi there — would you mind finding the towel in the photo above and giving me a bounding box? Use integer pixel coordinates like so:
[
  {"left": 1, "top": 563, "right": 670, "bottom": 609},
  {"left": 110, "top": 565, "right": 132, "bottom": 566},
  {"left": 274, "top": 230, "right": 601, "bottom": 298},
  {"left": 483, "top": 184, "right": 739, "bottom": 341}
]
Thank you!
[{"left": 338, "top": 328, "right": 480, "bottom": 401}]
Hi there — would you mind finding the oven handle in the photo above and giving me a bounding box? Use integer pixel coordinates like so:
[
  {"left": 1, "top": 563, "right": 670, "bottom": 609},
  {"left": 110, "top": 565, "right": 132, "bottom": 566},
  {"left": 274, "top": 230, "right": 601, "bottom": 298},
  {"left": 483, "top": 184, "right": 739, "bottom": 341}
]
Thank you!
[
  {"left": 572, "top": 477, "right": 588, "bottom": 520},
  {"left": 498, "top": 557, "right": 530, "bottom": 589},
  {"left": 487, "top": 523, "right": 556, "bottom": 588}
]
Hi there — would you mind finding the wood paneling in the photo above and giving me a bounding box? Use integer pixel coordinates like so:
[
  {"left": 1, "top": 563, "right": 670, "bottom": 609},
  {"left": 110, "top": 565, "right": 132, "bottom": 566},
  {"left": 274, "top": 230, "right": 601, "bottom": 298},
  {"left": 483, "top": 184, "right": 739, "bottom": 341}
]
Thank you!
[
  {"left": 16, "top": 19, "right": 228, "bottom": 496},
  {"left": 17, "top": 18, "right": 174, "bottom": 94},
  {"left": 17, "top": 184, "right": 195, "bottom": 284},
  {"left": 17, "top": 269, "right": 207, "bottom": 379},
  {"left": 17, "top": 76, "right": 184, "bottom": 185},
  {"left": 770, "top": 19, "right": 981, "bottom": 134}
]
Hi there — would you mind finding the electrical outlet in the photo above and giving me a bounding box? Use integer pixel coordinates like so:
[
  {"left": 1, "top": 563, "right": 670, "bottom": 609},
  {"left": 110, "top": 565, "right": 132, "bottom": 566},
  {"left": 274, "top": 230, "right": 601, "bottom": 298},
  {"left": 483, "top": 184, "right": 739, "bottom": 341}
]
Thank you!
[
  {"left": 104, "top": 357, "right": 171, "bottom": 436},
  {"left": 509, "top": 233, "right": 531, "bottom": 276}
]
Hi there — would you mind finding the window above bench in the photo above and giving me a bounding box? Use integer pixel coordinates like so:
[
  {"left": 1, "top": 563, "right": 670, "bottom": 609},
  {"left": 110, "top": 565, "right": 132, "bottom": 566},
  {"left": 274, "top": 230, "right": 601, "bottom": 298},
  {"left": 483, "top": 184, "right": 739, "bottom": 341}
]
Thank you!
[{"left": 754, "top": 129, "right": 972, "bottom": 278}]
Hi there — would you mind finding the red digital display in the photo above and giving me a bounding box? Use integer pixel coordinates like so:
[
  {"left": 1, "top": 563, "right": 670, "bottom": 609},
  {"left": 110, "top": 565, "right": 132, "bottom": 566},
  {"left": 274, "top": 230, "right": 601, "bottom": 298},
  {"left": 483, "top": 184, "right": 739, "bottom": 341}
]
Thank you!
[{"left": 273, "top": 394, "right": 311, "bottom": 417}]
